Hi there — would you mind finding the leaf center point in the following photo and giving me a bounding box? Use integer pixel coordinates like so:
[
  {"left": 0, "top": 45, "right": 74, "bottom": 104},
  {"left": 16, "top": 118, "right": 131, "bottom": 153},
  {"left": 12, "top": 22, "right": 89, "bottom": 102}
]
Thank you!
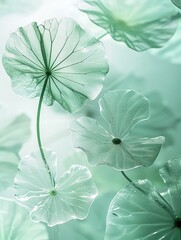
[
  {"left": 112, "top": 138, "right": 121, "bottom": 145},
  {"left": 49, "top": 189, "right": 57, "bottom": 196},
  {"left": 46, "top": 69, "right": 52, "bottom": 77},
  {"left": 175, "top": 218, "right": 181, "bottom": 228}
]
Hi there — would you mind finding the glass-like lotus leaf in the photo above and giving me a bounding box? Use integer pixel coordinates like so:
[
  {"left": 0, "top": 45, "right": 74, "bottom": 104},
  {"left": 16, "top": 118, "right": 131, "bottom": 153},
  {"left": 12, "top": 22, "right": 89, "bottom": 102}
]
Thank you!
[
  {"left": 48, "top": 192, "right": 113, "bottom": 240},
  {"left": 70, "top": 90, "right": 165, "bottom": 170},
  {"left": 0, "top": 199, "right": 48, "bottom": 239},
  {"left": 105, "top": 179, "right": 180, "bottom": 240},
  {"left": 0, "top": 107, "right": 30, "bottom": 152},
  {"left": 83, "top": 75, "right": 175, "bottom": 146},
  {"left": 14, "top": 148, "right": 98, "bottom": 226},
  {"left": 99, "top": 90, "right": 149, "bottom": 137},
  {"left": 79, "top": 0, "right": 178, "bottom": 51},
  {"left": 171, "top": 0, "right": 181, "bottom": 8},
  {"left": 160, "top": 157, "right": 181, "bottom": 217},
  {"left": 3, "top": 18, "right": 108, "bottom": 112}
]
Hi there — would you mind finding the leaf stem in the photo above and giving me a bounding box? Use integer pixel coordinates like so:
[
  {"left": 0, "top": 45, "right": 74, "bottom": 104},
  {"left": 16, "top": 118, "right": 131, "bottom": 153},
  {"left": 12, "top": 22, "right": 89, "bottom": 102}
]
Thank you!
[
  {"left": 37, "top": 75, "right": 55, "bottom": 187},
  {"left": 97, "top": 32, "right": 108, "bottom": 41},
  {"left": 121, "top": 171, "right": 132, "bottom": 183}
]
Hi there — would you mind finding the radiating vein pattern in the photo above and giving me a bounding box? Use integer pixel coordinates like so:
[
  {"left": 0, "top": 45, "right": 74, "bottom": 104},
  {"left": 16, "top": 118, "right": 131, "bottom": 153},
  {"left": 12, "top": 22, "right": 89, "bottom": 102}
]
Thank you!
[
  {"left": 14, "top": 148, "right": 98, "bottom": 226},
  {"left": 105, "top": 157, "right": 181, "bottom": 240},
  {"left": 3, "top": 18, "right": 109, "bottom": 112},
  {"left": 70, "top": 90, "right": 165, "bottom": 170}
]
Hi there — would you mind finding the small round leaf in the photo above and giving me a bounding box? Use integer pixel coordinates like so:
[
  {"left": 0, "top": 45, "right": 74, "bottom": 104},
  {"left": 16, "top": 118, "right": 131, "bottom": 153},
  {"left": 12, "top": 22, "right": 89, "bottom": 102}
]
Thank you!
[
  {"left": 14, "top": 148, "right": 98, "bottom": 226},
  {"left": 70, "top": 90, "right": 165, "bottom": 170}
]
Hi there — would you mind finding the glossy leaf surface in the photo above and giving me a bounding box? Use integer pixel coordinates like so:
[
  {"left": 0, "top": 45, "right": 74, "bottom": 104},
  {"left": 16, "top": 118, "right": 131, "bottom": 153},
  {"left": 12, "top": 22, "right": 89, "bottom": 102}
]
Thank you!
[
  {"left": 79, "top": 0, "right": 178, "bottom": 51},
  {"left": 160, "top": 157, "right": 181, "bottom": 217},
  {"left": 105, "top": 180, "right": 180, "bottom": 240},
  {"left": 70, "top": 90, "right": 165, "bottom": 170},
  {"left": 15, "top": 148, "right": 98, "bottom": 226},
  {"left": 3, "top": 18, "right": 108, "bottom": 112}
]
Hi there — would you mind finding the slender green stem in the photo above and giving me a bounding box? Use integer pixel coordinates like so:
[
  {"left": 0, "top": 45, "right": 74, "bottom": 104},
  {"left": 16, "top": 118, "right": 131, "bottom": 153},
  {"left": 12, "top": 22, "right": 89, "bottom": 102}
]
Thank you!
[
  {"left": 121, "top": 171, "right": 132, "bottom": 183},
  {"left": 97, "top": 32, "right": 108, "bottom": 41},
  {"left": 37, "top": 75, "right": 55, "bottom": 187}
]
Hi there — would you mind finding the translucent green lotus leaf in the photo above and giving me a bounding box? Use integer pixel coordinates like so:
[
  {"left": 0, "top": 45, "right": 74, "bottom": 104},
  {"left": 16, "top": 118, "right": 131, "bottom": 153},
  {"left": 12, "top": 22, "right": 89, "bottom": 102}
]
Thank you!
[
  {"left": 0, "top": 107, "right": 30, "bottom": 152},
  {"left": 171, "top": 0, "right": 181, "bottom": 8},
  {"left": 15, "top": 148, "right": 98, "bottom": 226},
  {"left": 99, "top": 90, "right": 149, "bottom": 137},
  {"left": 151, "top": 23, "right": 181, "bottom": 65},
  {"left": 160, "top": 157, "right": 181, "bottom": 217},
  {"left": 70, "top": 90, "right": 165, "bottom": 170},
  {"left": 82, "top": 77, "right": 176, "bottom": 146},
  {"left": 48, "top": 192, "right": 113, "bottom": 240},
  {"left": 3, "top": 18, "right": 108, "bottom": 112},
  {"left": 105, "top": 179, "right": 180, "bottom": 240},
  {"left": 79, "top": 0, "right": 178, "bottom": 51},
  {"left": 0, "top": 199, "right": 48, "bottom": 239}
]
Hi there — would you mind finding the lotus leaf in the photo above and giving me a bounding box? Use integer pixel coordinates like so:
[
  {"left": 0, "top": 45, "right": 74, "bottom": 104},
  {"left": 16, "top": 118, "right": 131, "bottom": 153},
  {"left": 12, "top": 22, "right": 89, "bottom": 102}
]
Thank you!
[
  {"left": 3, "top": 18, "right": 108, "bottom": 112},
  {"left": 14, "top": 148, "right": 98, "bottom": 226},
  {"left": 105, "top": 157, "right": 181, "bottom": 240},
  {"left": 70, "top": 90, "right": 165, "bottom": 170},
  {"left": 79, "top": 0, "right": 178, "bottom": 51}
]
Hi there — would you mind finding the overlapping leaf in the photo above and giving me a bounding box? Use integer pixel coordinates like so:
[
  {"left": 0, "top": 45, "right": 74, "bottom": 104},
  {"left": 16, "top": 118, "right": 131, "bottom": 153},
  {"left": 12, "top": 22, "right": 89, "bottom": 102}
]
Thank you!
[
  {"left": 160, "top": 157, "right": 181, "bottom": 217},
  {"left": 105, "top": 180, "right": 179, "bottom": 240},
  {"left": 105, "top": 157, "right": 181, "bottom": 240},
  {"left": 14, "top": 148, "right": 98, "bottom": 226},
  {"left": 0, "top": 199, "right": 48, "bottom": 239},
  {"left": 3, "top": 18, "right": 108, "bottom": 112},
  {"left": 79, "top": 0, "right": 178, "bottom": 51},
  {"left": 171, "top": 0, "right": 181, "bottom": 8},
  {"left": 48, "top": 192, "right": 113, "bottom": 240},
  {"left": 70, "top": 90, "right": 165, "bottom": 170}
]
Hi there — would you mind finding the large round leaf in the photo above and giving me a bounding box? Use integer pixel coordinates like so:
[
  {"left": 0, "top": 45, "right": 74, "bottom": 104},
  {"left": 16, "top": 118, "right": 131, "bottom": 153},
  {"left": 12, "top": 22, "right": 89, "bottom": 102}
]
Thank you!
[
  {"left": 14, "top": 148, "right": 98, "bottom": 226},
  {"left": 79, "top": 0, "right": 178, "bottom": 51},
  {"left": 105, "top": 180, "right": 180, "bottom": 240},
  {"left": 70, "top": 90, "right": 165, "bottom": 170},
  {"left": 3, "top": 18, "right": 109, "bottom": 112},
  {"left": 0, "top": 199, "right": 48, "bottom": 239}
]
